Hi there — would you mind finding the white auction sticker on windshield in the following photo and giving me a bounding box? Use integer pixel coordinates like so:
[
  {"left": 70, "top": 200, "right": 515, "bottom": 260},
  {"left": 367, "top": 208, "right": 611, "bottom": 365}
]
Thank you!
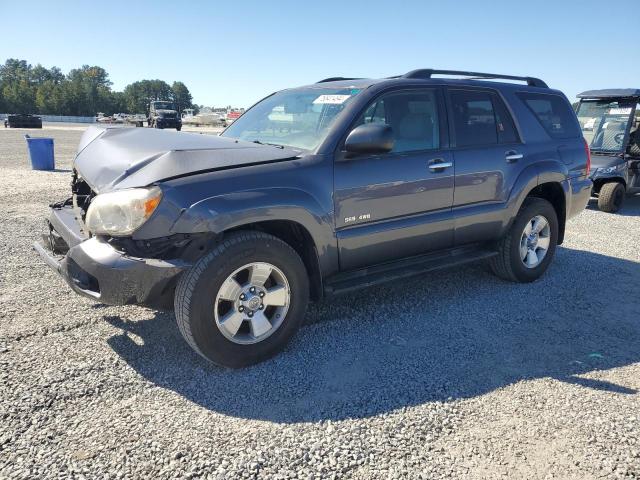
[
  {"left": 313, "top": 94, "right": 351, "bottom": 105},
  {"left": 608, "top": 108, "right": 632, "bottom": 115}
]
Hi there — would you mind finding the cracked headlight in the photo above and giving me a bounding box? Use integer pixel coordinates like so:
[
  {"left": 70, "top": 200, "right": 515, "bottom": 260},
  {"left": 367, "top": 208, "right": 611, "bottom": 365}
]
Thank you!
[{"left": 85, "top": 187, "right": 162, "bottom": 236}]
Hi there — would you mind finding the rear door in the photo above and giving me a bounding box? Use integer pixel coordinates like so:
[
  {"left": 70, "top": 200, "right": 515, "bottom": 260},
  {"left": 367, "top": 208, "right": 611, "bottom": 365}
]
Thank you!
[
  {"left": 447, "top": 88, "right": 530, "bottom": 244},
  {"left": 334, "top": 88, "right": 455, "bottom": 270}
]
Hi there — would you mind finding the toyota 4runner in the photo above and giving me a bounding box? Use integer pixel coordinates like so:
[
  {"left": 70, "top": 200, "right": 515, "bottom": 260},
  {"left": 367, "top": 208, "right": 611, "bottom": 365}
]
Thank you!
[{"left": 34, "top": 69, "right": 592, "bottom": 367}]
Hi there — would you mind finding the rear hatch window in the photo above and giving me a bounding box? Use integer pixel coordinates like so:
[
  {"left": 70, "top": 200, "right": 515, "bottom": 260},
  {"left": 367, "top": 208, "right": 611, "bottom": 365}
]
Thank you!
[{"left": 517, "top": 92, "right": 580, "bottom": 139}]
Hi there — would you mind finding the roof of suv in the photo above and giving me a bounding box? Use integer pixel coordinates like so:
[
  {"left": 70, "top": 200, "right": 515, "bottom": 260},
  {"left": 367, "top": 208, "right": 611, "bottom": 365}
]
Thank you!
[
  {"left": 578, "top": 89, "right": 640, "bottom": 99},
  {"left": 301, "top": 69, "right": 551, "bottom": 92}
]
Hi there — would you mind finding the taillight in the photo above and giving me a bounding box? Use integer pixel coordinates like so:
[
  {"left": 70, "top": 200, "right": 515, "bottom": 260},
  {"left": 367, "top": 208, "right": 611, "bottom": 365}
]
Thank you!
[{"left": 584, "top": 138, "right": 591, "bottom": 176}]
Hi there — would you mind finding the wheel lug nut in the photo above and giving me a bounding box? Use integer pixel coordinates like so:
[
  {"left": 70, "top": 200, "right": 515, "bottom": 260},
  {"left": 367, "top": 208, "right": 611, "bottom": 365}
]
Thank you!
[
  {"left": 259, "top": 304, "right": 264, "bottom": 310},
  {"left": 248, "top": 311, "right": 254, "bottom": 317},
  {"left": 250, "top": 287, "right": 256, "bottom": 293},
  {"left": 239, "top": 294, "right": 245, "bottom": 300},
  {"left": 259, "top": 292, "right": 265, "bottom": 298},
  {"left": 238, "top": 306, "right": 244, "bottom": 312}
]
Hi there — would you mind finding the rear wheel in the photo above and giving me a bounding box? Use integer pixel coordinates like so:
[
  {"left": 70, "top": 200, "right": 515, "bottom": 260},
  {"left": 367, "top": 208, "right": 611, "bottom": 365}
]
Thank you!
[
  {"left": 597, "top": 182, "right": 625, "bottom": 213},
  {"left": 174, "top": 231, "right": 309, "bottom": 368},
  {"left": 490, "top": 197, "right": 558, "bottom": 283}
]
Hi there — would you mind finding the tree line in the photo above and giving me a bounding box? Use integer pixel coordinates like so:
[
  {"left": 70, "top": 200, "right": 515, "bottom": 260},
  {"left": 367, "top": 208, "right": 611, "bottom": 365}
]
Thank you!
[{"left": 0, "top": 59, "right": 197, "bottom": 116}]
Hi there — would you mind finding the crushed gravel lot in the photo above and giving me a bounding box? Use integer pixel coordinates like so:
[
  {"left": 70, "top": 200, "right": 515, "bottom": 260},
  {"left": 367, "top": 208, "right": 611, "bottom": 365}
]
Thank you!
[{"left": 1, "top": 124, "right": 639, "bottom": 479}]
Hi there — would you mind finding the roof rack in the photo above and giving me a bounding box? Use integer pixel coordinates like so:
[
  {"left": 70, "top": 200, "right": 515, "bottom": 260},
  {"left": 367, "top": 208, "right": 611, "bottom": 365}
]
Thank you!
[
  {"left": 316, "top": 77, "right": 362, "bottom": 83},
  {"left": 401, "top": 69, "right": 548, "bottom": 88}
]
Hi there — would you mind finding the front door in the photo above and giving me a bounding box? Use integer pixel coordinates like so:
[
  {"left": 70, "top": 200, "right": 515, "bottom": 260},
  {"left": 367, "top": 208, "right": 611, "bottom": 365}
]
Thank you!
[{"left": 334, "top": 88, "right": 455, "bottom": 271}]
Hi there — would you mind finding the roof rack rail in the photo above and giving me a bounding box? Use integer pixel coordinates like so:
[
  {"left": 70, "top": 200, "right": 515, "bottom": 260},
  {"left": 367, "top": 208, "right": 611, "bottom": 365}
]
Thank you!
[
  {"left": 316, "top": 77, "right": 362, "bottom": 83},
  {"left": 401, "top": 69, "right": 548, "bottom": 88}
]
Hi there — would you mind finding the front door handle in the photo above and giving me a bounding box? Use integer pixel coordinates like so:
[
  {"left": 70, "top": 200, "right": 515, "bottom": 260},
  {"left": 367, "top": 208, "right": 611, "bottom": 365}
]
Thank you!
[
  {"left": 428, "top": 159, "right": 453, "bottom": 171},
  {"left": 505, "top": 151, "right": 524, "bottom": 163}
]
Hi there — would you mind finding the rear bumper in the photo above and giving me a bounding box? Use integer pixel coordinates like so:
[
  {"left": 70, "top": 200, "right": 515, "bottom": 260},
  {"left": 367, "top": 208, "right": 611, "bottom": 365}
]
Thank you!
[
  {"left": 34, "top": 206, "right": 188, "bottom": 309},
  {"left": 567, "top": 176, "right": 592, "bottom": 219}
]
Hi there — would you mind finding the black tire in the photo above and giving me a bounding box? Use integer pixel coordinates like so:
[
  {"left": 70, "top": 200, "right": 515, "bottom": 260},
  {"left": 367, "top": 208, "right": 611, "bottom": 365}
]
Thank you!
[
  {"left": 174, "top": 231, "right": 309, "bottom": 368},
  {"left": 597, "top": 182, "right": 625, "bottom": 213},
  {"left": 176, "top": 125, "right": 182, "bottom": 131},
  {"left": 490, "top": 197, "right": 559, "bottom": 283}
]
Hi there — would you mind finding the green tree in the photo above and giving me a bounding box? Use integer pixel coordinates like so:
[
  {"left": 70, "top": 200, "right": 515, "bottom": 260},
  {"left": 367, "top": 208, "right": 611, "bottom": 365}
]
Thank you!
[
  {"left": 123, "top": 79, "right": 173, "bottom": 114},
  {"left": 0, "top": 59, "right": 35, "bottom": 113},
  {"left": 0, "top": 58, "right": 197, "bottom": 116},
  {"left": 2, "top": 79, "right": 36, "bottom": 113},
  {"left": 170, "top": 81, "right": 195, "bottom": 113},
  {"left": 35, "top": 80, "right": 67, "bottom": 114},
  {"left": 66, "top": 65, "right": 113, "bottom": 115},
  {"left": 0, "top": 59, "right": 30, "bottom": 84}
]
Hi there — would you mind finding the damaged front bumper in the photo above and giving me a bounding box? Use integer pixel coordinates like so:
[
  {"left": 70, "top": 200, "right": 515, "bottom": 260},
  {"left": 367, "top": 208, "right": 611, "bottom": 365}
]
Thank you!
[{"left": 33, "top": 205, "right": 189, "bottom": 309}]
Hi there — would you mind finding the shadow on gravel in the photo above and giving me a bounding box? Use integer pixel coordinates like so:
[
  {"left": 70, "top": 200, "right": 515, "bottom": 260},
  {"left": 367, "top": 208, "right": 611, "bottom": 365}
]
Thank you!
[
  {"left": 105, "top": 247, "right": 639, "bottom": 423},
  {"left": 587, "top": 192, "right": 640, "bottom": 216}
]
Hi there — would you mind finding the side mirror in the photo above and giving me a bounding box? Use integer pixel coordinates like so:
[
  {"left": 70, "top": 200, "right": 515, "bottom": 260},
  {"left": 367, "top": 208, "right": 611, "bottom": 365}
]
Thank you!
[{"left": 344, "top": 123, "right": 394, "bottom": 155}]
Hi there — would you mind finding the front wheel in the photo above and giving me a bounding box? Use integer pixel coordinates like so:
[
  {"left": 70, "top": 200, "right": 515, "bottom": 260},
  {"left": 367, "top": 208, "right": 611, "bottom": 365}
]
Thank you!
[
  {"left": 174, "top": 231, "right": 309, "bottom": 368},
  {"left": 597, "top": 182, "right": 625, "bottom": 213},
  {"left": 490, "top": 197, "right": 559, "bottom": 283}
]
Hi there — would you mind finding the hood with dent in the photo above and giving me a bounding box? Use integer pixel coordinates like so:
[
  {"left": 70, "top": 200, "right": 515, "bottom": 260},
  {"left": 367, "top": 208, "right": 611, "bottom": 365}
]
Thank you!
[{"left": 74, "top": 126, "right": 300, "bottom": 193}]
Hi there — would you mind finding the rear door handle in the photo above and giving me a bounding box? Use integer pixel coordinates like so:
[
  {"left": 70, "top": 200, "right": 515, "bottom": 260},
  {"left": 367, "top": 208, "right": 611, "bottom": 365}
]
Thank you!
[
  {"left": 505, "top": 151, "right": 524, "bottom": 163},
  {"left": 428, "top": 159, "right": 453, "bottom": 171}
]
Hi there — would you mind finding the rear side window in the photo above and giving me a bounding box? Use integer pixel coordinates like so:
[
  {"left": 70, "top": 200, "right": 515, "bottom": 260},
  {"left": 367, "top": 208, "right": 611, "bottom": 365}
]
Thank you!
[
  {"left": 450, "top": 90, "right": 519, "bottom": 147},
  {"left": 517, "top": 92, "right": 580, "bottom": 139}
]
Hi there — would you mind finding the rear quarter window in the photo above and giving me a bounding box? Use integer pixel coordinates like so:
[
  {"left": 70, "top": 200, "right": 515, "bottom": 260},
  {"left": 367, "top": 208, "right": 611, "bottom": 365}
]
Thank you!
[{"left": 517, "top": 92, "right": 580, "bottom": 139}]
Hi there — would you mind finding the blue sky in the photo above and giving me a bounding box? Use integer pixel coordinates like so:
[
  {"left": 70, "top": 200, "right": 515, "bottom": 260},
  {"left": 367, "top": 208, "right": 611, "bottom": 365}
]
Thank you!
[{"left": 2, "top": 0, "right": 638, "bottom": 108}]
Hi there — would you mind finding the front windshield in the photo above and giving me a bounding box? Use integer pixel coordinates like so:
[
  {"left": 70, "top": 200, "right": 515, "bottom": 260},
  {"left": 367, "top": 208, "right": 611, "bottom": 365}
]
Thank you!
[
  {"left": 153, "top": 102, "right": 175, "bottom": 110},
  {"left": 221, "top": 87, "right": 362, "bottom": 150},
  {"left": 576, "top": 100, "right": 634, "bottom": 153}
]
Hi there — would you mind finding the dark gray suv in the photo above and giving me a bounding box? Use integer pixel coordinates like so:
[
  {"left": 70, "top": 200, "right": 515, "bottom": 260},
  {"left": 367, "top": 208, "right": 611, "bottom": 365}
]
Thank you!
[{"left": 35, "top": 69, "right": 592, "bottom": 367}]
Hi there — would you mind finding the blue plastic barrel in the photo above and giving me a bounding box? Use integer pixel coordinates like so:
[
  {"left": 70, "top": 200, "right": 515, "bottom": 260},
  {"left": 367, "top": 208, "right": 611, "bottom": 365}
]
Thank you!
[{"left": 24, "top": 135, "right": 55, "bottom": 171}]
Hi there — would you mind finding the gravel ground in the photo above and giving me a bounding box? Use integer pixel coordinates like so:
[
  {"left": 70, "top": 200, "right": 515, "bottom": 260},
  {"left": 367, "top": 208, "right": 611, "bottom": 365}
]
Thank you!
[{"left": 1, "top": 124, "right": 639, "bottom": 479}]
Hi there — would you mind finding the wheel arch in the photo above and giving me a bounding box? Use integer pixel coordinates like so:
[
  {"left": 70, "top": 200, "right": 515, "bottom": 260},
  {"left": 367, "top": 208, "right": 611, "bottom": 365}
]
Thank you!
[
  {"left": 169, "top": 187, "right": 339, "bottom": 290},
  {"left": 504, "top": 163, "right": 569, "bottom": 245},
  {"left": 592, "top": 176, "right": 626, "bottom": 195},
  {"left": 223, "top": 220, "right": 324, "bottom": 301},
  {"left": 525, "top": 181, "right": 566, "bottom": 245}
]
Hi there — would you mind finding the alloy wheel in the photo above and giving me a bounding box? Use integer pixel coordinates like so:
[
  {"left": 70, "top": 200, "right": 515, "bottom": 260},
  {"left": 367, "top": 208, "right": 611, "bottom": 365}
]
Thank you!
[
  {"left": 214, "top": 262, "right": 290, "bottom": 344},
  {"left": 519, "top": 215, "right": 551, "bottom": 269}
]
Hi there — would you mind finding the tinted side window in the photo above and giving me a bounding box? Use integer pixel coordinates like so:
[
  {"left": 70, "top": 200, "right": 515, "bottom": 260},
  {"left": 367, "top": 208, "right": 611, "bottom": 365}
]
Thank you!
[
  {"left": 453, "top": 92, "right": 497, "bottom": 147},
  {"left": 450, "top": 90, "right": 519, "bottom": 147},
  {"left": 517, "top": 92, "right": 580, "bottom": 139},
  {"left": 493, "top": 96, "right": 519, "bottom": 144},
  {"left": 358, "top": 90, "right": 440, "bottom": 153}
]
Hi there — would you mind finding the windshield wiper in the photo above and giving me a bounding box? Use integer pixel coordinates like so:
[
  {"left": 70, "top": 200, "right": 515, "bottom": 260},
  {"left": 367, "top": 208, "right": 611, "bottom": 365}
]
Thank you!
[{"left": 252, "top": 140, "right": 285, "bottom": 149}]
